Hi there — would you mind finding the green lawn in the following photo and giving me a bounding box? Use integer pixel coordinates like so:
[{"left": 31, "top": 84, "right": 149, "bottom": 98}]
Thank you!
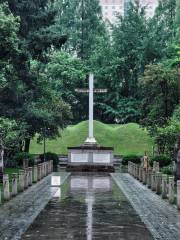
[{"left": 30, "top": 121, "right": 153, "bottom": 156}]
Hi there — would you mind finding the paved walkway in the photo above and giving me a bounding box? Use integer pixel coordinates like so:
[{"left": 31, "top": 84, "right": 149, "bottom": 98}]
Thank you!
[
  {"left": 112, "top": 173, "right": 180, "bottom": 240},
  {"left": 0, "top": 172, "right": 69, "bottom": 240}
]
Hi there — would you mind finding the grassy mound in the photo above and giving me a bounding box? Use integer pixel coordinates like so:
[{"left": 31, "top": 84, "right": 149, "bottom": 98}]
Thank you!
[{"left": 30, "top": 121, "right": 153, "bottom": 155}]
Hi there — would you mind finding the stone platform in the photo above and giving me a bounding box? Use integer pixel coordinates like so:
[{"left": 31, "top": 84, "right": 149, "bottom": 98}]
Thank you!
[{"left": 67, "top": 145, "right": 115, "bottom": 172}]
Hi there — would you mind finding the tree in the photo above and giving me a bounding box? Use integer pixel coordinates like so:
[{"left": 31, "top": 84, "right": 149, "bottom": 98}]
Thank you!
[
  {"left": 139, "top": 63, "right": 180, "bottom": 134},
  {"left": 56, "top": 0, "right": 105, "bottom": 60},
  {"left": 0, "top": 0, "right": 70, "bottom": 152},
  {"left": 46, "top": 51, "right": 87, "bottom": 122},
  {"left": 175, "top": 0, "right": 180, "bottom": 42},
  {"left": 0, "top": 117, "right": 26, "bottom": 165},
  {"left": 154, "top": 104, "right": 180, "bottom": 155}
]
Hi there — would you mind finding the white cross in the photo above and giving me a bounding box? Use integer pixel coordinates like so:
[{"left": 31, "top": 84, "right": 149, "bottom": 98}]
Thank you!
[{"left": 76, "top": 74, "right": 107, "bottom": 145}]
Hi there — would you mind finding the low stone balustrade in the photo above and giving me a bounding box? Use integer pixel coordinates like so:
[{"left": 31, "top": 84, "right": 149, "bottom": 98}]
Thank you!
[
  {"left": 0, "top": 160, "right": 53, "bottom": 205},
  {"left": 128, "top": 161, "right": 180, "bottom": 210}
]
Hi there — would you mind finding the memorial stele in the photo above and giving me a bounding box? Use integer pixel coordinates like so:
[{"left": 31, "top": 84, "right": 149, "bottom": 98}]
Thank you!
[{"left": 67, "top": 74, "right": 115, "bottom": 172}]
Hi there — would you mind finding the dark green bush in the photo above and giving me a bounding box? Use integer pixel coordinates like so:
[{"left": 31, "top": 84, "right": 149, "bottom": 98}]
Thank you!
[
  {"left": 150, "top": 155, "right": 171, "bottom": 168},
  {"left": 13, "top": 152, "right": 35, "bottom": 167},
  {"left": 161, "top": 165, "right": 173, "bottom": 175},
  {"left": 122, "top": 155, "right": 141, "bottom": 165},
  {"left": 39, "top": 152, "right": 59, "bottom": 167}
]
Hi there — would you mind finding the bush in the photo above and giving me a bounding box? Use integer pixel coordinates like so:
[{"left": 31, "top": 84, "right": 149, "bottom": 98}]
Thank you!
[
  {"left": 13, "top": 152, "right": 35, "bottom": 167},
  {"left": 39, "top": 152, "right": 59, "bottom": 167},
  {"left": 161, "top": 165, "right": 173, "bottom": 175},
  {"left": 150, "top": 155, "right": 171, "bottom": 168},
  {"left": 122, "top": 155, "right": 141, "bottom": 165}
]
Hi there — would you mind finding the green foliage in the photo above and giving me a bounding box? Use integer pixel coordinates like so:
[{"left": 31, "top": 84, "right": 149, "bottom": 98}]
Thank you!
[
  {"left": 150, "top": 155, "right": 172, "bottom": 168},
  {"left": 39, "top": 152, "right": 59, "bottom": 167},
  {"left": 0, "top": 117, "right": 26, "bottom": 151},
  {"left": 122, "top": 155, "right": 141, "bottom": 166},
  {"left": 46, "top": 51, "right": 87, "bottom": 122},
  {"left": 56, "top": 0, "right": 105, "bottom": 60},
  {"left": 139, "top": 63, "right": 180, "bottom": 133},
  {"left": 161, "top": 165, "right": 173, "bottom": 175},
  {"left": 154, "top": 105, "right": 180, "bottom": 155},
  {"left": 13, "top": 152, "right": 35, "bottom": 167}
]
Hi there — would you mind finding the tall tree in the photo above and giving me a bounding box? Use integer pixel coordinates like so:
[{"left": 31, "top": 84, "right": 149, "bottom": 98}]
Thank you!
[
  {"left": 0, "top": 0, "right": 70, "bottom": 152},
  {"left": 56, "top": 0, "right": 105, "bottom": 60}
]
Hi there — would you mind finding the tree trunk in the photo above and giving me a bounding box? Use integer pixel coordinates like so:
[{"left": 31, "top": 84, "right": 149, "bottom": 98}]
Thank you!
[{"left": 24, "top": 138, "right": 31, "bottom": 153}]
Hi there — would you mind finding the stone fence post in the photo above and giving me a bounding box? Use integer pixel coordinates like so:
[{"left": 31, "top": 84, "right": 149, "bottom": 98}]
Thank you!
[
  {"left": 147, "top": 170, "right": 152, "bottom": 188},
  {"left": 11, "top": 173, "right": 18, "bottom": 197},
  {"left": 38, "top": 164, "right": 42, "bottom": 181},
  {"left": 50, "top": 160, "right": 53, "bottom": 172},
  {"left": 28, "top": 167, "right": 33, "bottom": 186},
  {"left": 24, "top": 169, "right": 29, "bottom": 189},
  {"left": 161, "top": 174, "right": 168, "bottom": 199},
  {"left": 18, "top": 170, "right": 25, "bottom": 192},
  {"left": 168, "top": 176, "right": 175, "bottom": 204},
  {"left": 177, "top": 180, "right": 180, "bottom": 210},
  {"left": 155, "top": 172, "right": 162, "bottom": 195},
  {"left": 3, "top": 174, "right": 10, "bottom": 201},
  {"left": 151, "top": 172, "right": 156, "bottom": 191},
  {"left": 33, "top": 165, "right": 38, "bottom": 183}
]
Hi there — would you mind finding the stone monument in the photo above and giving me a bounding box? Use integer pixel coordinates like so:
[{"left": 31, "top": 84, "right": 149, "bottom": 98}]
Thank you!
[{"left": 67, "top": 74, "right": 114, "bottom": 172}]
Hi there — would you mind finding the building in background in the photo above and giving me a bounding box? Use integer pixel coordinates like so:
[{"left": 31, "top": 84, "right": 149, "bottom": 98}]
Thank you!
[
  {"left": 99, "top": 0, "right": 125, "bottom": 24},
  {"left": 139, "top": 0, "right": 159, "bottom": 18},
  {"left": 99, "top": 0, "right": 159, "bottom": 24}
]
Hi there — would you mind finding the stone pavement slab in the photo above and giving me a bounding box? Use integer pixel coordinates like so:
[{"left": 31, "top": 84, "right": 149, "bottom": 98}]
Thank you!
[
  {"left": 112, "top": 173, "right": 180, "bottom": 240},
  {"left": 0, "top": 172, "right": 70, "bottom": 240}
]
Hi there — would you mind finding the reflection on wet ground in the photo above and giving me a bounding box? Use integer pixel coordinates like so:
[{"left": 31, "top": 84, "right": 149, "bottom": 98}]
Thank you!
[{"left": 21, "top": 173, "right": 153, "bottom": 240}]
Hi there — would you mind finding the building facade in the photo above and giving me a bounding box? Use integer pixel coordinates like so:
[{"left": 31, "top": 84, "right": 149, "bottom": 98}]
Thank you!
[
  {"left": 99, "top": 0, "right": 125, "bottom": 24},
  {"left": 99, "top": 0, "right": 159, "bottom": 24}
]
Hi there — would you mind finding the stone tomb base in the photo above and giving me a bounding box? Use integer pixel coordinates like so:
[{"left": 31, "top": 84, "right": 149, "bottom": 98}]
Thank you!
[{"left": 67, "top": 145, "right": 115, "bottom": 172}]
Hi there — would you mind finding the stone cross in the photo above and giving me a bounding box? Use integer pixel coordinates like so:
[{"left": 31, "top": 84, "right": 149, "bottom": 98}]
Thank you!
[{"left": 76, "top": 74, "right": 107, "bottom": 145}]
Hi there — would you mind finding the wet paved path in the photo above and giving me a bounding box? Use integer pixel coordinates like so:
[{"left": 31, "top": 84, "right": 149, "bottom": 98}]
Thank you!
[
  {"left": 22, "top": 173, "right": 153, "bottom": 240},
  {"left": 0, "top": 172, "right": 69, "bottom": 240},
  {"left": 112, "top": 173, "right": 180, "bottom": 240}
]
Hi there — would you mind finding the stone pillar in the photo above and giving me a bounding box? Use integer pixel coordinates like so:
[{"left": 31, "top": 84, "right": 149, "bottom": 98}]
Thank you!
[
  {"left": 147, "top": 170, "right": 151, "bottom": 188},
  {"left": 28, "top": 167, "right": 33, "bottom": 186},
  {"left": 142, "top": 169, "right": 146, "bottom": 184},
  {"left": 155, "top": 172, "right": 162, "bottom": 195},
  {"left": 33, "top": 165, "right": 38, "bottom": 183},
  {"left": 176, "top": 180, "right": 180, "bottom": 210},
  {"left": 3, "top": 174, "right": 10, "bottom": 201},
  {"left": 162, "top": 174, "right": 168, "bottom": 199},
  {"left": 11, "top": 173, "right": 18, "bottom": 197},
  {"left": 139, "top": 166, "right": 142, "bottom": 181},
  {"left": 153, "top": 161, "right": 156, "bottom": 172},
  {"left": 50, "top": 160, "right": 53, "bottom": 172},
  {"left": 156, "top": 162, "right": 160, "bottom": 173},
  {"left": 24, "top": 169, "right": 29, "bottom": 189},
  {"left": 38, "top": 164, "right": 42, "bottom": 180},
  {"left": 168, "top": 176, "right": 175, "bottom": 204},
  {"left": 151, "top": 172, "right": 156, "bottom": 191},
  {"left": 18, "top": 170, "right": 25, "bottom": 192}
]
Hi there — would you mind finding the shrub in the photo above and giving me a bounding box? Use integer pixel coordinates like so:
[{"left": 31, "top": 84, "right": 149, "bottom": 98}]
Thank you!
[
  {"left": 39, "top": 152, "right": 59, "bottom": 167},
  {"left": 150, "top": 155, "right": 171, "bottom": 168},
  {"left": 122, "top": 155, "right": 141, "bottom": 165},
  {"left": 161, "top": 165, "right": 173, "bottom": 175},
  {"left": 13, "top": 152, "right": 35, "bottom": 167}
]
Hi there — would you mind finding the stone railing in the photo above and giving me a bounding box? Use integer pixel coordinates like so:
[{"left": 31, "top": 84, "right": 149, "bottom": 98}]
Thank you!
[
  {"left": 128, "top": 161, "right": 180, "bottom": 210},
  {"left": 0, "top": 160, "right": 53, "bottom": 204}
]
